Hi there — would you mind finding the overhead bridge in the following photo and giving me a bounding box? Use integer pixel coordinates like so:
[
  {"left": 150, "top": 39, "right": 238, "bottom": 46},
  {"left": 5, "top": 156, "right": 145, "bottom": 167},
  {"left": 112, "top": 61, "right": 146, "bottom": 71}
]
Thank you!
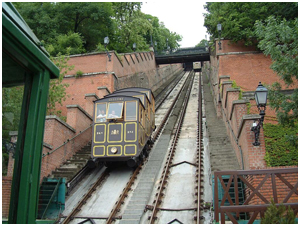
[{"left": 155, "top": 47, "right": 210, "bottom": 65}]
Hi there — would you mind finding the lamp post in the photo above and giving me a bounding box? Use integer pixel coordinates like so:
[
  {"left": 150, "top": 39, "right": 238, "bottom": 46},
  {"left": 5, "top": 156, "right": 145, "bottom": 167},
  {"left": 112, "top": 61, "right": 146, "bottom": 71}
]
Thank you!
[
  {"left": 133, "top": 43, "right": 138, "bottom": 60},
  {"left": 217, "top": 23, "right": 222, "bottom": 50},
  {"left": 205, "top": 34, "right": 209, "bottom": 52},
  {"left": 104, "top": 36, "right": 111, "bottom": 61},
  {"left": 251, "top": 82, "right": 268, "bottom": 146}
]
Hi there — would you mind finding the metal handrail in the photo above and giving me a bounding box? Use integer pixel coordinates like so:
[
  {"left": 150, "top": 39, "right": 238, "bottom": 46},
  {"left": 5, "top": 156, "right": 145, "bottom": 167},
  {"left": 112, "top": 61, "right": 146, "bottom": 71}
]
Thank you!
[
  {"left": 40, "top": 178, "right": 62, "bottom": 219},
  {"left": 42, "top": 124, "right": 92, "bottom": 158}
]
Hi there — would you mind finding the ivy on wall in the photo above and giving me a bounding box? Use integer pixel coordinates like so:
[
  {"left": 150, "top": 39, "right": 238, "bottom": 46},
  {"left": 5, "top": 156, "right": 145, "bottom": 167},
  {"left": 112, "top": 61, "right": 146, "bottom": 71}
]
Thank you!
[{"left": 264, "top": 123, "right": 298, "bottom": 166}]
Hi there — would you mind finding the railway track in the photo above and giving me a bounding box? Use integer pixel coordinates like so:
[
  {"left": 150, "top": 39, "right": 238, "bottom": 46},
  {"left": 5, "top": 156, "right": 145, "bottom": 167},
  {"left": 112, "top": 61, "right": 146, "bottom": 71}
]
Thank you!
[
  {"left": 59, "top": 71, "right": 207, "bottom": 224},
  {"left": 144, "top": 72, "right": 205, "bottom": 224}
]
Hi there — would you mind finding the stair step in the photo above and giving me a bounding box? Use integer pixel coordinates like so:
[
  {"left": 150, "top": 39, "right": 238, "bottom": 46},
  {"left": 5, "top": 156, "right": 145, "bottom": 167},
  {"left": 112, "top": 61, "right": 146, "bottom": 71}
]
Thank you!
[
  {"left": 56, "top": 168, "right": 78, "bottom": 172},
  {"left": 52, "top": 172, "right": 75, "bottom": 177}
]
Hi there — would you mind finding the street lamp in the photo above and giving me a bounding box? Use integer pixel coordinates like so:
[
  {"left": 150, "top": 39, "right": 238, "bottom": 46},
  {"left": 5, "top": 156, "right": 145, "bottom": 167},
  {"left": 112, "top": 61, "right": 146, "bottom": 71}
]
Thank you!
[
  {"left": 217, "top": 23, "right": 222, "bottom": 50},
  {"left": 104, "top": 36, "right": 111, "bottom": 61},
  {"left": 251, "top": 82, "right": 268, "bottom": 146},
  {"left": 133, "top": 43, "right": 139, "bottom": 60}
]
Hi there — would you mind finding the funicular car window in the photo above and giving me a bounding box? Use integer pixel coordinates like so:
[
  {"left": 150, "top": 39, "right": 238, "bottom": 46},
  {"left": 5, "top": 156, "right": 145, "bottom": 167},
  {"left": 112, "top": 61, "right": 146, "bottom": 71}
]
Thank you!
[
  {"left": 107, "top": 102, "right": 123, "bottom": 119},
  {"left": 95, "top": 103, "right": 107, "bottom": 122},
  {"left": 125, "top": 101, "right": 137, "bottom": 121}
]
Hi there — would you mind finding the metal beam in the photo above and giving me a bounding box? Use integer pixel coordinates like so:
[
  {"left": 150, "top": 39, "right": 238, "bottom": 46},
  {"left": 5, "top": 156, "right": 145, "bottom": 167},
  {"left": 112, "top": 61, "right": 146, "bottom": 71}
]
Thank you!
[{"left": 155, "top": 52, "right": 210, "bottom": 65}]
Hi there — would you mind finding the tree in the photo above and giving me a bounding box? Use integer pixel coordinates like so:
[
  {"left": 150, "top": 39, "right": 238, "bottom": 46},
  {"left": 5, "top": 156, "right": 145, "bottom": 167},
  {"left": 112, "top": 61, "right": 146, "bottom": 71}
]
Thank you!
[
  {"left": 203, "top": 2, "right": 298, "bottom": 45},
  {"left": 255, "top": 17, "right": 298, "bottom": 126},
  {"left": 143, "top": 13, "right": 182, "bottom": 54},
  {"left": 47, "top": 52, "right": 74, "bottom": 118},
  {"left": 111, "top": 2, "right": 152, "bottom": 52},
  {"left": 13, "top": 2, "right": 58, "bottom": 43},
  {"left": 46, "top": 32, "right": 86, "bottom": 56},
  {"left": 2, "top": 86, "right": 24, "bottom": 175},
  {"left": 13, "top": 2, "right": 115, "bottom": 54},
  {"left": 55, "top": 2, "right": 114, "bottom": 52},
  {"left": 203, "top": 2, "right": 298, "bottom": 128},
  {"left": 261, "top": 199, "right": 296, "bottom": 224},
  {"left": 13, "top": 2, "right": 182, "bottom": 55},
  {"left": 195, "top": 39, "right": 208, "bottom": 48}
]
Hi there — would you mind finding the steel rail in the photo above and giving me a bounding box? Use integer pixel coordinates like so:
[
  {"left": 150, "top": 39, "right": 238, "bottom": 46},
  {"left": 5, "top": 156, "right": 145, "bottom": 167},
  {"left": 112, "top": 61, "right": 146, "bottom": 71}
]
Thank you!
[
  {"left": 66, "top": 165, "right": 93, "bottom": 196},
  {"left": 60, "top": 72, "right": 191, "bottom": 224},
  {"left": 196, "top": 72, "right": 203, "bottom": 223},
  {"left": 149, "top": 71, "right": 195, "bottom": 223},
  {"left": 62, "top": 168, "right": 110, "bottom": 224},
  {"left": 152, "top": 72, "right": 191, "bottom": 142},
  {"left": 106, "top": 165, "right": 142, "bottom": 224},
  {"left": 106, "top": 73, "right": 192, "bottom": 223},
  {"left": 155, "top": 71, "right": 185, "bottom": 110}
]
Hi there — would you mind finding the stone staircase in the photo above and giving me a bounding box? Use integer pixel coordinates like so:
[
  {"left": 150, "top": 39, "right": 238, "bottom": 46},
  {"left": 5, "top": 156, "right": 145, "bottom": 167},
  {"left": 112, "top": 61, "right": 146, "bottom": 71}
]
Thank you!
[
  {"left": 51, "top": 143, "right": 92, "bottom": 181},
  {"left": 202, "top": 75, "right": 240, "bottom": 173}
]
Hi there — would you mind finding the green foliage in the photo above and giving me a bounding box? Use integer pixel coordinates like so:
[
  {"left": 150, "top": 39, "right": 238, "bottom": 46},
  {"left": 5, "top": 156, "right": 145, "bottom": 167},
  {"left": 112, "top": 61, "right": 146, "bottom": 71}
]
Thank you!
[
  {"left": 2, "top": 86, "right": 24, "bottom": 175},
  {"left": 54, "top": 2, "right": 114, "bottom": 52},
  {"left": 2, "top": 147, "right": 9, "bottom": 176},
  {"left": 267, "top": 83, "right": 298, "bottom": 127},
  {"left": 13, "top": 2, "right": 182, "bottom": 55},
  {"left": 95, "top": 43, "right": 106, "bottom": 52},
  {"left": 231, "top": 80, "right": 242, "bottom": 100},
  {"left": 204, "top": 2, "right": 298, "bottom": 129},
  {"left": 46, "top": 32, "right": 86, "bottom": 56},
  {"left": 255, "top": 17, "right": 298, "bottom": 127},
  {"left": 13, "top": 2, "right": 59, "bottom": 43},
  {"left": 75, "top": 70, "right": 84, "bottom": 78},
  {"left": 255, "top": 17, "right": 298, "bottom": 87},
  {"left": 47, "top": 53, "right": 73, "bottom": 116},
  {"left": 2, "top": 86, "right": 24, "bottom": 139},
  {"left": 261, "top": 199, "right": 296, "bottom": 224},
  {"left": 246, "top": 102, "right": 251, "bottom": 114},
  {"left": 264, "top": 123, "right": 298, "bottom": 167},
  {"left": 203, "top": 2, "right": 297, "bottom": 46},
  {"left": 195, "top": 39, "right": 208, "bottom": 48}
]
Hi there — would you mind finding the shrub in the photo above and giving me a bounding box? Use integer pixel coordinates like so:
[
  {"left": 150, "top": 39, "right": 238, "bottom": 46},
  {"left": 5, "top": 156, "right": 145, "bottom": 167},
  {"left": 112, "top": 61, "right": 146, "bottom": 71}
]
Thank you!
[
  {"left": 261, "top": 199, "right": 296, "bottom": 224},
  {"left": 264, "top": 123, "right": 298, "bottom": 166}
]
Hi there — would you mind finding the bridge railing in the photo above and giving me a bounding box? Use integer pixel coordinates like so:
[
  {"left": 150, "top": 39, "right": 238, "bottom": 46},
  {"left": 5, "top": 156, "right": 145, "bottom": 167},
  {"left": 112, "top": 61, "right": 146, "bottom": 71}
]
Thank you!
[{"left": 155, "top": 47, "right": 208, "bottom": 57}]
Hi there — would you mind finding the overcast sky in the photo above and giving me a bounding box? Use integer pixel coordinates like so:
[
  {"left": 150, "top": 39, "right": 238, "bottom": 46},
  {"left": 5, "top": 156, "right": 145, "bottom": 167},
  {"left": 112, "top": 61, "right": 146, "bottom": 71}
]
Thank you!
[{"left": 141, "top": 1, "right": 209, "bottom": 48}]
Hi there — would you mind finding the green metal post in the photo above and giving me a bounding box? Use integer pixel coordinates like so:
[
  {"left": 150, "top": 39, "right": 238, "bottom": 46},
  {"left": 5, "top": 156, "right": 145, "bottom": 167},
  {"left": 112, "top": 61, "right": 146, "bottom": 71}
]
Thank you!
[
  {"left": 8, "top": 71, "right": 50, "bottom": 223},
  {"left": 8, "top": 73, "right": 32, "bottom": 224}
]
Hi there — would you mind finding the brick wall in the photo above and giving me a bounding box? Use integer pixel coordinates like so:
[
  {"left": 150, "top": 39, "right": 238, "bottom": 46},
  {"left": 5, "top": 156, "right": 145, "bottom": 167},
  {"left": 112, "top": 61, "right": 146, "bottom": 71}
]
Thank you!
[
  {"left": 2, "top": 176, "right": 12, "bottom": 218},
  {"left": 245, "top": 167, "right": 298, "bottom": 207},
  {"left": 204, "top": 40, "right": 298, "bottom": 217},
  {"left": 40, "top": 106, "right": 92, "bottom": 180},
  {"left": 56, "top": 51, "right": 183, "bottom": 116},
  {"left": 4, "top": 50, "right": 182, "bottom": 217},
  {"left": 40, "top": 115, "right": 76, "bottom": 180},
  {"left": 244, "top": 166, "right": 298, "bottom": 221},
  {"left": 204, "top": 39, "right": 298, "bottom": 170}
]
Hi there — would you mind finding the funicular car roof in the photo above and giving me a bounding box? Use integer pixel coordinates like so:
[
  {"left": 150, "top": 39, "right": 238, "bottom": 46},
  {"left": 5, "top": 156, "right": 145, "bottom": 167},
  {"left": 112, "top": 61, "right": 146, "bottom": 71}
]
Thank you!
[
  {"left": 97, "top": 93, "right": 145, "bottom": 110},
  {"left": 105, "top": 91, "right": 150, "bottom": 108},
  {"left": 113, "top": 87, "right": 154, "bottom": 103}
]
